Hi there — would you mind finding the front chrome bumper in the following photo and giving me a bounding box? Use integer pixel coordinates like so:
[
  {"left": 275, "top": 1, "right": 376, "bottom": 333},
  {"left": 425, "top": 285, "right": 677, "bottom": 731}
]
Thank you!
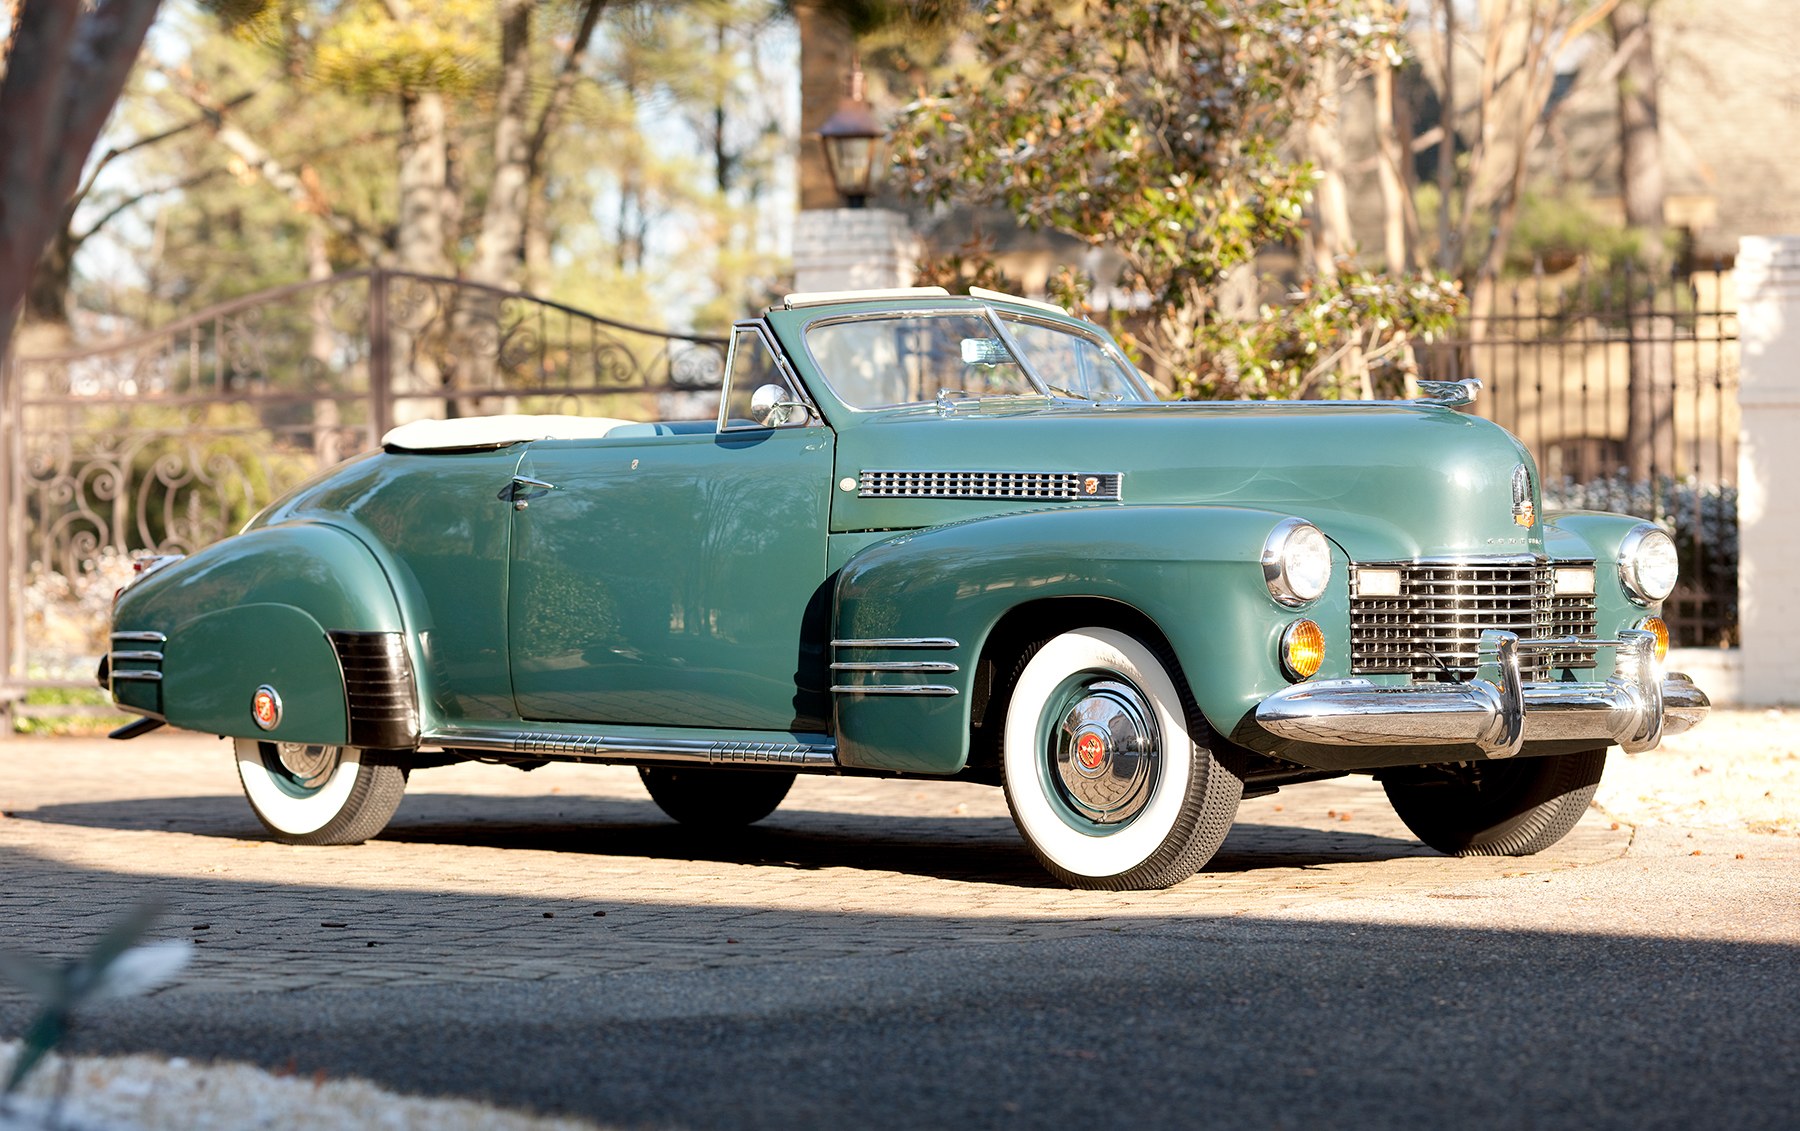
[{"left": 1254, "top": 628, "right": 1709, "bottom": 759}]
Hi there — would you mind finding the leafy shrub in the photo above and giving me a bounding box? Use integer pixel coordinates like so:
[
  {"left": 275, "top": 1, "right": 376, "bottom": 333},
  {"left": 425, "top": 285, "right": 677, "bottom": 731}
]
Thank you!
[{"left": 1544, "top": 475, "right": 1738, "bottom": 645}]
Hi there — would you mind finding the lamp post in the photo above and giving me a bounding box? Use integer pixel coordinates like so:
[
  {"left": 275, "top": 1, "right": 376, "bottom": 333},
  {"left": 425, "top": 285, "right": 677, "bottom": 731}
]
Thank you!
[
  {"left": 793, "top": 52, "right": 916, "bottom": 292},
  {"left": 816, "top": 57, "right": 882, "bottom": 208}
]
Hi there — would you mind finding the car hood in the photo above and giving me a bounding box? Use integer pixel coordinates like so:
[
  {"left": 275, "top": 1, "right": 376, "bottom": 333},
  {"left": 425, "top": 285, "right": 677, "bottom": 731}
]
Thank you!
[{"left": 829, "top": 400, "right": 1547, "bottom": 562}]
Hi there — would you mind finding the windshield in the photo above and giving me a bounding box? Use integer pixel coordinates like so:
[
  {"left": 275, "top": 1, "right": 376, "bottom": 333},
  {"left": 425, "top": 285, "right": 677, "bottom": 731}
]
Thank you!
[
  {"left": 998, "top": 313, "right": 1154, "bottom": 402},
  {"left": 805, "top": 312, "right": 1041, "bottom": 408},
  {"left": 804, "top": 309, "right": 1155, "bottom": 409}
]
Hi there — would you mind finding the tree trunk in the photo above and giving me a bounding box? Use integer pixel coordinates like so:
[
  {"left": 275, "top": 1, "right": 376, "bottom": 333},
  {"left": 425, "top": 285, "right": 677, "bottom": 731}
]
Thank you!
[
  {"left": 453, "top": 0, "right": 534, "bottom": 419},
  {"left": 392, "top": 89, "right": 450, "bottom": 410},
  {"left": 306, "top": 222, "right": 344, "bottom": 467},
  {"left": 1612, "top": 0, "right": 1674, "bottom": 481},
  {"left": 23, "top": 226, "right": 74, "bottom": 327},
  {"left": 795, "top": 3, "right": 855, "bottom": 211},
  {"left": 1374, "top": 61, "right": 1410, "bottom": 277},
  {"left": 469, "top": 0, "right": 532, "bottom": 289},
  {"left": 396, "top": 90, "right": 450, "bottom": 276},
  {"left": 1434, "top": 0, "right": 1458, "bottom": 274},
  {"left": 0, "top": 0, "right": 162, "bottom": 368}
]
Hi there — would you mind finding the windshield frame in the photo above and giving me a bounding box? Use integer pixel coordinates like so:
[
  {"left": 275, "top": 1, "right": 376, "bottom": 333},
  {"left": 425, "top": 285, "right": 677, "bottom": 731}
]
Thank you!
[{"left": 795, "top": 302, "right": 1154, "bottom": 412}]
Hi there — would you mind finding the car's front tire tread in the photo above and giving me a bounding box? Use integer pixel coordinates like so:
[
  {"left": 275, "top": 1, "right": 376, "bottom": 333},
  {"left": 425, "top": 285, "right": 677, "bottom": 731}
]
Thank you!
[
  {"left": 999, "top": 627, "right": 1242, "bottom": 890},
  {"left": 1383, "top": 748, "right": 1607, "bottom": 857}
]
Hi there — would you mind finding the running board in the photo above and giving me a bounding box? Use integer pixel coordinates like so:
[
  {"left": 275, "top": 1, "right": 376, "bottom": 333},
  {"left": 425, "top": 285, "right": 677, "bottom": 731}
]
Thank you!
[{"left": 424, "top": 726, "right": 838, "bottom": 770}]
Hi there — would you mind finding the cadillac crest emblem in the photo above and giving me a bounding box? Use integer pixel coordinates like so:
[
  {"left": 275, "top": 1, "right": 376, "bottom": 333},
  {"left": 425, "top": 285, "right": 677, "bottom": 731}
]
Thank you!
[
  {"left": 251, "top": 685, "right": 283, "bottom": 731},
  {"left": 1512, "top": 465, "right": 1536, "bottom": 528}
]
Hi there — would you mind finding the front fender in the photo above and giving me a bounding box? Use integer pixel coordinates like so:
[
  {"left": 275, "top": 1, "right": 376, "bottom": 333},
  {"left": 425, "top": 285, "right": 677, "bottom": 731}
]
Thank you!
[
  {"left": 831, "top": 506, "right": 1348, "bottom": 773},
  {"left": 111, "top": 522, "right": 410, "bottom": 745}
]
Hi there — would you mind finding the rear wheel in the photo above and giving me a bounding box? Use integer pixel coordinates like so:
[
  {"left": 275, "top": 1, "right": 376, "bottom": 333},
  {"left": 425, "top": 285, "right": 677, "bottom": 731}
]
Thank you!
[
  {"left": 1382, "top": 748, "right": 1607, "bottom": 856},
  {"left": 1000, "top": 627, "right": 1242, "bottom": 890},
  {"left": 233, "top": 738, "right": 408, "bottom": 845},
  {"left": 638, "top": 767, "right": 795, "bottom": 828}
]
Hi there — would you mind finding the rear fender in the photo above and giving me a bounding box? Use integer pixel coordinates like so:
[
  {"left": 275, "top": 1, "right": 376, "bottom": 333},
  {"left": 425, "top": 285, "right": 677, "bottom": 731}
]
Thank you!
[
  {"left": 110, "top": 523, "right": 414, "bottom": 746},
  {"left": 831, "top": 506, "right": 1348, "bottom": 774}
]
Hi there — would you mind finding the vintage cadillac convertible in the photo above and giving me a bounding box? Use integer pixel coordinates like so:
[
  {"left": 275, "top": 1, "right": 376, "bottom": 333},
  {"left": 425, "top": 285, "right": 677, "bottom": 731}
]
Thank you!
[{"left": 102, "top": 286, "right": 1708, "bottom": 889}]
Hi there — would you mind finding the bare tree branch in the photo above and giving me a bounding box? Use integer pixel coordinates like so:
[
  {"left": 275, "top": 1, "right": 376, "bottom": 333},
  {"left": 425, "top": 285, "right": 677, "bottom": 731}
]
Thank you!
[
  {"left": 525, "top": 0, "right": 609, "bottom": 181},
  {"left": 156, "top": 63, "right": 389, "bottom": 262}
]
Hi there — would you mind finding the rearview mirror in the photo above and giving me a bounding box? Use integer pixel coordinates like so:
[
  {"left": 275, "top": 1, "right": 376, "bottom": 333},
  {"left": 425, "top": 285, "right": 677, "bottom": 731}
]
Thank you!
[
  {"left": 749, "top": 383, "right": 809, "bottom": 427},
  {"left": 960, "top": 337, "right": 1011, "bottom": 366}
]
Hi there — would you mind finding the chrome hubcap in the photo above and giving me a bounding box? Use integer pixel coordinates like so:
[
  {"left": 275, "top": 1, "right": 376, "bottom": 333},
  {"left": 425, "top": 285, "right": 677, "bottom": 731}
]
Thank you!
[
  {"left": 274, "top": 743, "right": 340, "bottom": 789},
  {"left": 1049, "top": 677, "right": 1161, "bottom": 825}
]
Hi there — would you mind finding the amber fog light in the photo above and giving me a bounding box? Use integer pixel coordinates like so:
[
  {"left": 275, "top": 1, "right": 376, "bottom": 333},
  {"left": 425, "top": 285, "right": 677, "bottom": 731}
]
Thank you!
[
  {"left": 1636, "top": 616, "right": 1670, "bottom": 662},
  {"left": 1281, "top": 619, "right": 1325, "bottom": 681}
]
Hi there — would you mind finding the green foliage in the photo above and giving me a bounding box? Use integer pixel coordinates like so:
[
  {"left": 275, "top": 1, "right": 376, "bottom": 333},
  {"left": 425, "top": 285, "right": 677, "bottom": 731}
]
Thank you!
[
  {"left": 1544, "top": 475, "right": 1739, "bottom": 647},
  {"left": 893, "top": 0, "right": 1452, "bottom": 398},
  {"left": 312, "top": 1, "right": 494, "bottom": 97},
  {"left": 9, "top": 688, "right": 132, "bottom": 737},
  {"left": 1192, "top": 269, "right": 1464, "bottom": 400},
  {"left": 913, "top": 234, "right": 1020, "bottom": 296}
]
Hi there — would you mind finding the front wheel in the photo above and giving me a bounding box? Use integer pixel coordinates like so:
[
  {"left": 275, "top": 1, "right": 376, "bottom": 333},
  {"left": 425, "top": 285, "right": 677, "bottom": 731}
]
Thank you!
[
  {"left": 234, "top": 738, "right": 408, "bottom": 846},
  {"left": 1001, "top": 628, "right": 1242, "bottom": 890},
  {"left": 1382, "top": 748, "right": 1607, "bottom": 856}
]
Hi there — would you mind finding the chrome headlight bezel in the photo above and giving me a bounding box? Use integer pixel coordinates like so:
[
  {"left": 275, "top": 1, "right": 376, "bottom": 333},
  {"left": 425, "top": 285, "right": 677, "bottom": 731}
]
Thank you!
[
  {"left": 1262, "top": 518, "right": 1332, "bottom": 607},
  {"left": 1618, "top": 523, "right": 1678, "bottom": 605}
]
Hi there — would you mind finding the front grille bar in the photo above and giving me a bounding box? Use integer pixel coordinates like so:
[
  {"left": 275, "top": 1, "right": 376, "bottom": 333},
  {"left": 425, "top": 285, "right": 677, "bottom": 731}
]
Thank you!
[{"left": 1351, "top": 560, "right": 1600, "bottom": 680}]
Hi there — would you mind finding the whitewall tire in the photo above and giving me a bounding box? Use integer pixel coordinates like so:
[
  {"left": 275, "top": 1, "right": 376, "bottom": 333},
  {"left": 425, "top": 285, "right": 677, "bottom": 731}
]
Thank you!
[
  {"left": 234, "top": 738, "right": 408, "bottom": 846},
  {"left": 1001, "top": 628, "right": 1242, "bottom": 890}
]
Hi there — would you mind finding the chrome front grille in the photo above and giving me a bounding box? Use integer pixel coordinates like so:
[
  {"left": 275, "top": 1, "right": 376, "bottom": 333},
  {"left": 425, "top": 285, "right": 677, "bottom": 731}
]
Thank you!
[
  {"left": 857, "top": 469, "right": 1122, "bottom": 501},
  {"left": 1351, "top": 561, "right": 1598, "bottom": 681}
]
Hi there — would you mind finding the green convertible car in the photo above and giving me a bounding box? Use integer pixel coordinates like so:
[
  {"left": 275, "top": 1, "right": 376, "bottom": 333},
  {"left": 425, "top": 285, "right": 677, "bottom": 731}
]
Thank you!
[{"left": 103, "top": 286, "right": 1709, "bottom": 889}]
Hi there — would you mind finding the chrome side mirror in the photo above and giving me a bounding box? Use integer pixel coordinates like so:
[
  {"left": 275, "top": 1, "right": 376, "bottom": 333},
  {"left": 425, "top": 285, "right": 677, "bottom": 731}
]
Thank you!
[{"left": 749, "top": 383, "right": 809, "bottom": 427}]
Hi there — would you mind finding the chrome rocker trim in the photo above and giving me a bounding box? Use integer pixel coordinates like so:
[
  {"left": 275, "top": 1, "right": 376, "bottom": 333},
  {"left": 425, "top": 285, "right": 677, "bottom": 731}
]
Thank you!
[
  {"left": 426, "top": 729, "right": 838, "bottom": 769},
  {"left": 1254, "top": 628, "right": 1708, "bottom": 759}
]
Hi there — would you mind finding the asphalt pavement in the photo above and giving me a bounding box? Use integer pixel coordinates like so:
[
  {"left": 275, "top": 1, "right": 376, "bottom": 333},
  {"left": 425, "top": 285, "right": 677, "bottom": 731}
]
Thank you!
[{"left": 0, "top": 723, "right": 1794, "bottom": 1129}]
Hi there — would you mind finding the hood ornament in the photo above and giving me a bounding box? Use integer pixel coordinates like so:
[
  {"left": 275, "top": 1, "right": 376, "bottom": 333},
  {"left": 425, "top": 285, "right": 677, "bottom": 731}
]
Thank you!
[
  {"left": 1512, "top": 465, "right": 1536, "bottom": 528},
  {"left": 1417, "top": 377, "right": 1481, "bottom": 407}
]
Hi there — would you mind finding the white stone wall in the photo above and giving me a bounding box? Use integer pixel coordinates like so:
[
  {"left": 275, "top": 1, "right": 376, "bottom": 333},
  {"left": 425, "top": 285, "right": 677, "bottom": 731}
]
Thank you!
[
  {"left": 792, "top": 208, "right": 919, "bottom": 294},
  {"left": 1735, "top": 235, "right": 1800, "bottom": 705}
]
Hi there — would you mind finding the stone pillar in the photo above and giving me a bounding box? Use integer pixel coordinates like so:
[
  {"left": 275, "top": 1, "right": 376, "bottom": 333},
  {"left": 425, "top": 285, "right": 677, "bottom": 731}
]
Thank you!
[
  {"left": 1735, "top": 235, "right": 1800, "bottom": 705},
  {"left": 792, "top": 208, "right": 919, "bottom": 295}
]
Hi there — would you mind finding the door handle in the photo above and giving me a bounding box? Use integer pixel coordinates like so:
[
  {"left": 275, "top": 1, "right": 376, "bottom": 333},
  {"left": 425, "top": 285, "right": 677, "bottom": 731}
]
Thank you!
[{"left": 506, "top": 475, "right": 556, "bottom": 510}]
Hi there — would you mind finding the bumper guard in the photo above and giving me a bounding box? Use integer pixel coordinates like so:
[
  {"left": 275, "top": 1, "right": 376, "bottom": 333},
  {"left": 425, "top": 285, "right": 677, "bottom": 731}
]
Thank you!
[{"left": 1254, "top": 628, "right": 1709, "bottom": 759}]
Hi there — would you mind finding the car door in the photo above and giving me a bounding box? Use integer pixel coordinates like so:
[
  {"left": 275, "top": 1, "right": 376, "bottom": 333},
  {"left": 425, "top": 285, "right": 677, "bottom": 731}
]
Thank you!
[{"left": 505, "top": 324, "right": 835, "bottom": 732}]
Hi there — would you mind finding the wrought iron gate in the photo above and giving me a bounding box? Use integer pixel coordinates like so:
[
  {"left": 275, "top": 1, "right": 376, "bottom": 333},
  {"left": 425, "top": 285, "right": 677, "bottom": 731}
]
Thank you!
[{"left": 1, "top": 270, "right": 725, "bottom": 715}]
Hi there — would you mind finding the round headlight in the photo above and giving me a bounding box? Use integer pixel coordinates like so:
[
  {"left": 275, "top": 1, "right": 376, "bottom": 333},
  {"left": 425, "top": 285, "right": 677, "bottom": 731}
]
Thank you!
[
  {"left": 1619, "top": 524, "right": 1678, "bottom": 604},
  {"left": 1263, "top": 519, "right": 1332, "bottom": 606}
]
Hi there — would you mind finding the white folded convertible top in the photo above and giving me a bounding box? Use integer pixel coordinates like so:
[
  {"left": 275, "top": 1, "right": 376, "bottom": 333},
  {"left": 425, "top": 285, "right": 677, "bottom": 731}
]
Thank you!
[{"left": 381, "top": 414, "right": 636, "bottom": 452}]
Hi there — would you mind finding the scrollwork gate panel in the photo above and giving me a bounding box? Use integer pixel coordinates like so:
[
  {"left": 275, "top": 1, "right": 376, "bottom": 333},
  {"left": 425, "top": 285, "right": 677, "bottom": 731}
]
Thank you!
[{"left": 2, "top": 271, "right": 724, "bottom": 699}]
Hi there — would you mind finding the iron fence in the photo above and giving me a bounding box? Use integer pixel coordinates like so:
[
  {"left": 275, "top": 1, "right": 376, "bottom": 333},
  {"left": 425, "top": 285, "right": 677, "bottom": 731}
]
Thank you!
[
  {"left": 1417, "top": 264, "right": 1739, "bottom": 647},
  {"left": 1, "top": 270, "right": 726, "bottom": 703},
  {"left": 1, "top": 264, "right": 1741, "bottom": 719}
]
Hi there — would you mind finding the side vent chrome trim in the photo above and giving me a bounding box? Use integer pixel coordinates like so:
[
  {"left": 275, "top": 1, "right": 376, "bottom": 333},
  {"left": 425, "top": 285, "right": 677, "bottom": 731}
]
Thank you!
[
  {"left": 857, "top": 470, "right": 1122, "bottom": 501},
  {"left": 831, "top": 638, "right": 962, "bottom": 696},
  {"left": 105, "top": 632, "right": 166, "bottom": 712},
  {"left": 829, "top": 684, "right": 958, "bottom": 697}
]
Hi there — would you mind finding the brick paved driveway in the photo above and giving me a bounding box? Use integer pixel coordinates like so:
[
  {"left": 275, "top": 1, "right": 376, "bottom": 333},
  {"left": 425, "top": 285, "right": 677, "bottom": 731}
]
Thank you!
[{"left": 0, "top": 731, "right": 1627, "bottom": 1000}]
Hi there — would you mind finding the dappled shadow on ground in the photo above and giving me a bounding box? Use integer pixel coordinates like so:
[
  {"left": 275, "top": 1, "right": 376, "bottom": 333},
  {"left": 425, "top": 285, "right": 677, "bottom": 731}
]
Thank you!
[
  {"left": 7, "top": 788, "right": 1434, "bottom": 886},
  {"left": 0, "top": 837, "right": 1792, "bottom": 1131}
]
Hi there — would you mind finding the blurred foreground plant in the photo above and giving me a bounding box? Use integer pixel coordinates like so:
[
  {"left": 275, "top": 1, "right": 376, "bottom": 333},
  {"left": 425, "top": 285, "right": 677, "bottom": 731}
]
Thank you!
[{"left": 0, "top": 904, "right": 191, "bottom": 1113}]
